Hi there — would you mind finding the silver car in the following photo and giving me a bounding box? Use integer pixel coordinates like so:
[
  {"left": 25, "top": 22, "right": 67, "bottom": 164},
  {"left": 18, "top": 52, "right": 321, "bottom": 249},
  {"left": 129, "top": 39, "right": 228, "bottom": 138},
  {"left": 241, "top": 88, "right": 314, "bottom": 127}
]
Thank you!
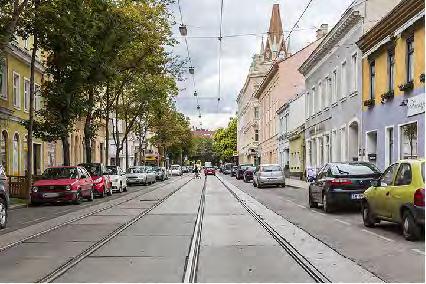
[{"left": 253, "top": 164, "right": 285, "bottom": 188}]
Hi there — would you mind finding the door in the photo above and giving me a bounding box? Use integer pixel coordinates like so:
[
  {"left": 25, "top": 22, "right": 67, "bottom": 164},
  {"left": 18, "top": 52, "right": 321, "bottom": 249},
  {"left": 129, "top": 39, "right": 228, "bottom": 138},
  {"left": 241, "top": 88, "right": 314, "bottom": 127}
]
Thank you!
[
  {"left": 373, "top": 163, "right": 399, "bottom": 218},
  {"left": 389, "top": 163, "right": 412, "bottom": 221}
]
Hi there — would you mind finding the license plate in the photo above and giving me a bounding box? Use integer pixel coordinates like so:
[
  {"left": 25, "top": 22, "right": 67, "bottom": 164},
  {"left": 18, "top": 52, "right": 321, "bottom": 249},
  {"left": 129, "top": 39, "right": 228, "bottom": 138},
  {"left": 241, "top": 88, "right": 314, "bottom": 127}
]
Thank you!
[
  {"left": 43, "top": 192, "right": 59, "bottom": 198},
  {"left": 351, "top": 193, "right": 363, "bottom": 200}
]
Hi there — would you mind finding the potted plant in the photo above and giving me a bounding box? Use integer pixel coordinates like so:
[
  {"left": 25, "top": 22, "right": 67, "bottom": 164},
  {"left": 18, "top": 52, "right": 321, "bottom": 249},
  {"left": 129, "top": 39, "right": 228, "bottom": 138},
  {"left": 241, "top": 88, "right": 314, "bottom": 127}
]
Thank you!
[
  {"left": 380, "top": 90, "right": 394, "bottom": 102},
  {"left": 363, "top": 98, "right": 375, "bottom": 107},
  {"left": 398, "top": 80, "right": 414, "bottom": 92}
]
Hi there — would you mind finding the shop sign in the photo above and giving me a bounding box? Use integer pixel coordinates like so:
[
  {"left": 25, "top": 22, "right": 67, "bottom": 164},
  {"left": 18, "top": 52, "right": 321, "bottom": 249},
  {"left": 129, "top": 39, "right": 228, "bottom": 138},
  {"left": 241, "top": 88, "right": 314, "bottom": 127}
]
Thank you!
[{"left": 407, "top": 94, "right": 425, "bottom": 117}]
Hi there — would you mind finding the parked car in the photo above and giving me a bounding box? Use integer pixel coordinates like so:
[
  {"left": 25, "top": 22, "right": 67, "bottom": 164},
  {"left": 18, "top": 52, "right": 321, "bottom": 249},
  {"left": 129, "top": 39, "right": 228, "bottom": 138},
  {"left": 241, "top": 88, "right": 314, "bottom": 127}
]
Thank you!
[
  {"left": 171, "top": 164, "right": 183, "bottom": 176},
  {"left": 78, "top": 163, "right": 113, "bottom": 197},
  {"left": 0, "top": 165, "right": 9, "bottom": 229},
  {"left": 243, "top": 166, "right": 256, "bottom": 182},
  {"left": 153, "top": 166, "right": 167, "bottom": 181},
  {"left": 181, "top": 166, "right": 189, "bottom": 173},
  {"left": 253, "top": 164, "right": 285, "bottom": 188},
  {"left": 31, "top": 166, "right": 94, "bottom": 205},
  {"left": 223, "top": 163, "right": 233, "bottom": 175},
  {"left": 126, "top": 166, "right": 156, "bottom": 186},
  {"left": 231, "top": 166, "right": 238, "bottom": 177},
  {"left": 204, "top": 167, "right": 216, "bottom": 175},
  {"left": 236, "top": 164, "right": 254, "bottom": 180},
  {"left": 308, "top": 162, "right": 381, "bottom": 213},
  {"left": 362, "top": 159, "right": 425, "bottom": 241},
  {"left": 106, "top": 165, "right": 127, "bottom": 193}
]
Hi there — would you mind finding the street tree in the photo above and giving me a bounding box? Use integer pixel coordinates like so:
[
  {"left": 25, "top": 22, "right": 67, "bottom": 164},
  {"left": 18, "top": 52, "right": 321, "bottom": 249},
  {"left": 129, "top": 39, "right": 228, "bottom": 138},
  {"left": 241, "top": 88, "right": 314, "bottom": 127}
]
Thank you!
[{"left": 213, "top": 118, "right": 237, "bottom": 162}]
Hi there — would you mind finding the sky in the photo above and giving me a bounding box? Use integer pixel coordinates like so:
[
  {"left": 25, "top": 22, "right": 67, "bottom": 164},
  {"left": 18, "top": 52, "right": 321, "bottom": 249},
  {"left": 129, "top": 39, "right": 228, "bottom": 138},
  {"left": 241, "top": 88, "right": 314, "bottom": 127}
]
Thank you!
[{"left": 170, "top": 0, "right": 354, "bottom": 130}]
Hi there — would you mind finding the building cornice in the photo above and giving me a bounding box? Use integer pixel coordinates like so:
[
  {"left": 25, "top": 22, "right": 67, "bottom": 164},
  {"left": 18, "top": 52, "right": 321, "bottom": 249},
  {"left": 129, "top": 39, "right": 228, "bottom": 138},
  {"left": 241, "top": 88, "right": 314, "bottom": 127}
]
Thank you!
[
  {"left": 6, "top": 42, "right": 44, "bottom": 73},
  {"left": 299, "top": 9, "right": 362, "bottom": 75},
  {"left": 357, "top": 0, "right": 425, "bottom": 53}
]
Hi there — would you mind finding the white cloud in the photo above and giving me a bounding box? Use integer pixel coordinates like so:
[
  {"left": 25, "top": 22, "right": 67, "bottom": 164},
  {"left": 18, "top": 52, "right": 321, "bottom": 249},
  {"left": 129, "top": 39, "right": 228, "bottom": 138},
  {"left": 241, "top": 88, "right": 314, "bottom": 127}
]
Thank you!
[{"left": 171, "top": 0, "right": 353, "bottom": 130}]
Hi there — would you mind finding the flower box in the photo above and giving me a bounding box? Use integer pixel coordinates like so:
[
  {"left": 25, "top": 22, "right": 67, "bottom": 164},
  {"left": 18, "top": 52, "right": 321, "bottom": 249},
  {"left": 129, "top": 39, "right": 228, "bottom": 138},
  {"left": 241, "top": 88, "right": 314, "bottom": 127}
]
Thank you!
[
  {"left": 363, "top": 99, "right": 375, "bottom": 107},
  {"left": 398, "top": 80, "right": 414, "bottom": 92},
  {"left": 420, "top": 73, "right": 425, "bottom": 83},
  {"left": 380, "top": 90, "right": 394, "bottom": 102}
]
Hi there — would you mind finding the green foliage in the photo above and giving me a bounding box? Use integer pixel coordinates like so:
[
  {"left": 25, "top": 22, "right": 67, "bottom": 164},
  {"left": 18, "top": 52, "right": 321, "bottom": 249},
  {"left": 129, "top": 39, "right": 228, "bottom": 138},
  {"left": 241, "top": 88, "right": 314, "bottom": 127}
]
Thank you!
[
  {"left": 189, "top": 136, "right": 219, "bottom": 164},
  {"left": 213, "top": 118, "right": 237, "bottom": 162}
]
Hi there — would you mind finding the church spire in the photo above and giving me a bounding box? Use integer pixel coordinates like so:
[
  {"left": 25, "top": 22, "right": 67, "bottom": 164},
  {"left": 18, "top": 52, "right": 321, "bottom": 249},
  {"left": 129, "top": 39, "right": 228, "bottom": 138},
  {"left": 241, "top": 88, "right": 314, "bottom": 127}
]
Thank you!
[{"left": 263, "top": 4, "right": 288, "bottom": 61}]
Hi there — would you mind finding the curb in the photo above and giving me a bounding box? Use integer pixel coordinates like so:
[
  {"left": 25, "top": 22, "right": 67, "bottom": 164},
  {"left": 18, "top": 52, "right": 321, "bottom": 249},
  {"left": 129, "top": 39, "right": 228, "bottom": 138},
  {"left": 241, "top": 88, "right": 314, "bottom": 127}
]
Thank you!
[{"left": 9, "top": 204, "right": 28, "bottom": 210}]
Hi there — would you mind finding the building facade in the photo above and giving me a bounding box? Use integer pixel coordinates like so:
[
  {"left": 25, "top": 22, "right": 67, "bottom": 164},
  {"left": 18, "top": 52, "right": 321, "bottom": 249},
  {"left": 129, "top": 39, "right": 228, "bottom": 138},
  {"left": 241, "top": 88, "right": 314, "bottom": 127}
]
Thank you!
[
  {"left": 300, "top": 0, "right": 400, "bottom": 171},
  {"left": 357, "top": 0, "right": 425, "bottom": 170},
  {"left": 277, "top": 92, "right": 306, "bottom": 178},
  {"left": 0, "top": 36, "right": 107, "bottom": 176},
  {"left": 256, "top": 39, "right": 320, "bottom": 165}
]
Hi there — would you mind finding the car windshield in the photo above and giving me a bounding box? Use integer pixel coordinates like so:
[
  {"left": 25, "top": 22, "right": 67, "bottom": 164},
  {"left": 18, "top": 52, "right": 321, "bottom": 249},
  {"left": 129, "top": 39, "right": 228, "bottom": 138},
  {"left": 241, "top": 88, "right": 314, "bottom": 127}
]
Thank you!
[
  {"left": 240, "top": 165, "right": 251, "bottom": 170},
  {"left": 247, "top": 166, "right": 256, "bottom": 171},
  {"left": 171, "top": 166, "right": 180, "bottom": 170},
  {"left": 331, "top": 163, "right": 380, "bottom": 176},
  {"left": 127, "top": 167, "right": 144, "bottom": 174},
  {"left": 262, "top": 165, "right": 281, "bottom": 172},
  {"left": 106, "top": 166, "right": 118, "bottom": 175},
  {"left": 79, "top": 164, "right": 102, "bottom": 176},
  {"left": 42, "top": 167, "right": 78, "bottom": 179}
]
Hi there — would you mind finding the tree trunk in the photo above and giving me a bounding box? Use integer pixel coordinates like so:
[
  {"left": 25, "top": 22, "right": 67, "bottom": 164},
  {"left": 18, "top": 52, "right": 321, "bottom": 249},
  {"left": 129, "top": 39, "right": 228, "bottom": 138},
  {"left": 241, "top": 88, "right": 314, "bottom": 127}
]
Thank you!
[
  {"left": 62, "top": 136, "right": 70, "bottom": 166},
  {"left": 26, "top": 15, "right": 39, "bottom": 205},
  {"left": 105, "top": 84, "right": 110, "bottom": 165},
  {"left": 125, "top": 117, "right": 129, "bottom": 170},
  {"left": 84, "top": 88, "right": 94, "bottom": 163}
]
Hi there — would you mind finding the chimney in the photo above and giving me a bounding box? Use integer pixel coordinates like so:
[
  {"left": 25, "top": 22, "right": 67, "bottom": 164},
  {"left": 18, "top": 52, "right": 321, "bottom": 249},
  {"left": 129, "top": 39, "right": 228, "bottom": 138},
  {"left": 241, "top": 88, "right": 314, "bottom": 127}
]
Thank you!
[{"left": 316, "top": 24, "right": 328, "bottom": 40}]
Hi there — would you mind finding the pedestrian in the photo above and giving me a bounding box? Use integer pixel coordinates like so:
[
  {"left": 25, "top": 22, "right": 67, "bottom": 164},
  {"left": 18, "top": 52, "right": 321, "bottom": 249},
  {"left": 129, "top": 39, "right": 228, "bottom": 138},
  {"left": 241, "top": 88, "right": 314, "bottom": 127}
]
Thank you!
[{"left": 193, "top": 164, "right": 200, "bottom": 179}]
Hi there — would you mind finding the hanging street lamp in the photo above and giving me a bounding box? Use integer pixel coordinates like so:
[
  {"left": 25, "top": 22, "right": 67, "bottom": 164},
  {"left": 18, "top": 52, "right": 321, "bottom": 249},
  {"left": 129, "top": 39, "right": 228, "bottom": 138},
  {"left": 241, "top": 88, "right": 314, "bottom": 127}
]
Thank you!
[
  {"left": 189, "top": 66, "right": 194, "bottom": 74},
  {"left": 179, "top": 24, "right": 187, "bottom": 36}
]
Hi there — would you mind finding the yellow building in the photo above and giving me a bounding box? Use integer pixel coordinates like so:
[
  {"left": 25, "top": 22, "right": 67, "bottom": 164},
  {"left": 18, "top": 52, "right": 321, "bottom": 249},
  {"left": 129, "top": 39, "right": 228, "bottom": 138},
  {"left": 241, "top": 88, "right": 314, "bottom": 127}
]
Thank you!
[
  {"left": 0, "top": 36, "right": 106, "bottom": 176},
  {"left": 358, "top": 0, "right": 425, "bottom": 170}
]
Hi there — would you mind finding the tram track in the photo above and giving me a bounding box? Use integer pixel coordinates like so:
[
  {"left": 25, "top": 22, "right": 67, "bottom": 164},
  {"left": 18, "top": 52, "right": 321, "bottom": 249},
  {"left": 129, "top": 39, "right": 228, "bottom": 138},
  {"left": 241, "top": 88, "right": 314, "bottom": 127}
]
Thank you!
[
  {"left": 216, "top": 175, "right": 330, "bottom": 283},
  {"left": 0, "top": 175, "right": 188, "bottom": 254},
  {"left": 36, "top": 176, "right": 193, "bottom": 283}
]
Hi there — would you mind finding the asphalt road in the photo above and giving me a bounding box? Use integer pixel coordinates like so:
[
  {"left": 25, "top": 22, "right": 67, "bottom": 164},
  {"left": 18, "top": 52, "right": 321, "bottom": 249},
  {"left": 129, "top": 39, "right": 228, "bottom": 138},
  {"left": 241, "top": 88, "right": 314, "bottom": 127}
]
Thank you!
[
  {"left": 221, "top": 174, "right": 425, "bottom": 283},
  {"left": 1, "top": 177, "right": 177, "bottom": 236},
  {"left": 0, "top": 173, "right": 423, "bottom": 282}
]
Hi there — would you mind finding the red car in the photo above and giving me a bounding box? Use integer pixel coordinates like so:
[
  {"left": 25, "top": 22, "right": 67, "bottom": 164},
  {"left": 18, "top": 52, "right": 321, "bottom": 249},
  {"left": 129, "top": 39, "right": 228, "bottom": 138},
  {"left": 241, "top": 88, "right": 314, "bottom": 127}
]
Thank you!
[
  {"left": 204, "top": 167, "right": 216, "bottom": 175},
  {"left": 78, "top": 163, "right": 113, "bottom": 197},
  {"left": 30, "top": 166, "right": 94, "bottom": 205}
]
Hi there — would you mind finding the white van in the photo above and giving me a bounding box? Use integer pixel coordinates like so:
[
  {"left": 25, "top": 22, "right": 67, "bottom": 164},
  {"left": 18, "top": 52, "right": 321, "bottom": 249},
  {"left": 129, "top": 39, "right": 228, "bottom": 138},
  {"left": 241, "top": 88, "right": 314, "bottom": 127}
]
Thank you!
[{"left": 170, "top": 164, "right": 182, "bottom": 176}]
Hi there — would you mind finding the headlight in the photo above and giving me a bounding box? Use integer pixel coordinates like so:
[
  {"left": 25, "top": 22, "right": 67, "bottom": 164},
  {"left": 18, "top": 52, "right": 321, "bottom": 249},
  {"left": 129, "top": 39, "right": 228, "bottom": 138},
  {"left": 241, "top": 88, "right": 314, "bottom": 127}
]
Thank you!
[
  {"left": 94, "top": 177, "right": 103, "bottom": 183},
  {"left": 32, "top": 186, "right": 38, "bottom": 192},
  {"left": 65, "top": 185, "right": 71, "bottom": 191}
]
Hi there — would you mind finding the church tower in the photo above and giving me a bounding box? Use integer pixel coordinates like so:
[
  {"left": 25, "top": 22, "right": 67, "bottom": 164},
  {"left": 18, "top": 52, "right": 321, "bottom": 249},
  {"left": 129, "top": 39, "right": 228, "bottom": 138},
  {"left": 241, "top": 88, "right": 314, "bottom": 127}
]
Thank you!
[{"left": 263, "top": 4, "right": 288, "bottom": 61}]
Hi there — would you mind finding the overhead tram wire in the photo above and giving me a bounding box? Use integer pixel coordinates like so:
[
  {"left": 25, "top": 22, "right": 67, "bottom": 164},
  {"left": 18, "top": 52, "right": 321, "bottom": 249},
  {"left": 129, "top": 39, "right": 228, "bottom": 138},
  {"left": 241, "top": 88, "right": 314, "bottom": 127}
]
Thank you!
[
  {"left": 285, "top": 0, "right": 315, "bottom": 47},
  {"left": 177, "top": 0, "right": 203, "bottom": 127},
  {"left": 217, "top": 0, "right": 224, "bottom": 113}
]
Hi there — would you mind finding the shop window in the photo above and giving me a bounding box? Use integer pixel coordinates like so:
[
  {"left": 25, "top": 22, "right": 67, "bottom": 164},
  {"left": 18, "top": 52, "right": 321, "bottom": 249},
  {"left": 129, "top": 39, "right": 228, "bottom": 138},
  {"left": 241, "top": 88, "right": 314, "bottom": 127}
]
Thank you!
[{"left": 400, "top": 122, "right": 417, "bottom": 159}]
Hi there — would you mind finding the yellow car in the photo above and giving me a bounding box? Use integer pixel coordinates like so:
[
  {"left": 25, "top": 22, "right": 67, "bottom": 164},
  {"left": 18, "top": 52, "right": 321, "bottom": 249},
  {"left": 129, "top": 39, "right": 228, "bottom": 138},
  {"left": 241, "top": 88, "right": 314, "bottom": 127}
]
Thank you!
[{"left": 362, "top": 159, "right": 425, "bottom": 241}]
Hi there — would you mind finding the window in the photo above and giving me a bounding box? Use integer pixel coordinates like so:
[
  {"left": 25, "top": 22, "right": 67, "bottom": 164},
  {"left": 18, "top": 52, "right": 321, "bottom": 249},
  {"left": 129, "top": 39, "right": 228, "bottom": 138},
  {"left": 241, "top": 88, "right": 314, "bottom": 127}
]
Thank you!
[
  {"left": 332, "top": 70, "right": 337, "bottom": 103},
  {"left": 388, "top": 50, "right": 395, "bottom": 91},
  {"left": 12, "top": 133, "right": 19, "bottom": 174},
  {"left": 395, "top": 163, "right": 412, "bottom": 186},
  {"left": 385, "top": 127, "right": 394, "bottom": 167},
  {"left": 351, "top": 53, "right": 358, "bottom": 92},
  {"left": 406, "top": 37, "right": 414, "bottom": 82},
  {"left": 340, "top": 127, "right": 346, "bottom": 161},
  {"left": 254, "top": 129, "right": 259, "bottom": 142},
  {"left": 254, "top": 107, "right": 259, "bottom": 119},
  {"left": 311, "top": 86, "right": 316, "bottom": 113},
  {"left": 34, "top": 84, "right": 41, "bottom": 111},
  {"left": 13, "top": 72, "right": 20, "bottom": 108},
  {"left": 48, "top": 142, "right": 56, "bottom": 167},
  {"left": 341, "top": 61, "right": 347, "bottom": 98},
  {"left": 325, "top": 77, "right": 330, "bottom": 107},
  {"left": 400, "top": 122, "right": 417, "bottom": 159},
  {"left": 24, "top": 38, "right": 29, "bottom": 49},
  {"left": 324, "top": 135, "right": 330, "bottom": 163},
  {"left": 317, "top": 82, "right": 322, "bottom": 111},
  {"left": 0, "top": 64, "right": 6, "bottom": 99},
  {"left": 369, "top": 61, "right": 375, "bottom": 100},
  {"left": 0, "top": 131, "right": 8, "bottom": 172},
  {"left": 24, "top": 79, "right": 30, "bottom": 111},
  {"left": 380, "top": 163, "right": 399, "bottom": 186}
]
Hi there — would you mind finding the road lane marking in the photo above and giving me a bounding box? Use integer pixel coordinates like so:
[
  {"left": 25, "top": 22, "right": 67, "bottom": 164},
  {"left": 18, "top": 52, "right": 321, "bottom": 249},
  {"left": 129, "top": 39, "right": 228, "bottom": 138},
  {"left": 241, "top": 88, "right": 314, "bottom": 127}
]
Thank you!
[
  {"left": 411, "top": 248, "right": 425, "bottom": 255},
  {"left": 316, "top": 212, "right": 327, "bottom": 216},
  {"left": 334, "top": 218, "right": 351, "bottom": 226},
  {"left": 296, "top": 204, "right": 306, "bottom": 209},
  {"left": 361, "top": 229, "right": 394, "bottom": 242}
]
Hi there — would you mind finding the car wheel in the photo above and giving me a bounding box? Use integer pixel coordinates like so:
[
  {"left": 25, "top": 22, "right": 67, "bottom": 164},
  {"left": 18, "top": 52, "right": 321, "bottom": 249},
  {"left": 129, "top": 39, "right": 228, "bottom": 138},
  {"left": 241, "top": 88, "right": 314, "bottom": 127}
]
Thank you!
[
  {"left": 402, "top": 210, "right": 421, "bottom": 241},
  {"left": 0, "top": 198, "right": 7, "bottom": 229},
  {"left": 87, "top": 189, "right": 94, "bottom": 202},
  {"left": 107, "top": 186, "right": 113, "bottom": 196},
  {"left": 308, "top": 189, "right": 318, "bottom": 208},
  {"left": 361, "top": 201, "right": 376, "bottom": 227},
  {"left": 322, "top": 193, "right": 333, "bottom": 213},
  {"left": 73, "top": 191, "right": 82, "bottom": 205},
  {"left": 123, "top": 185, "right": 128, "bottom": 192},
  {"left": 119, "top": 183, "right": 123, "bottom": 193},
  {"left": 253, "top": 180, "right": 257, "bottom": 187}
]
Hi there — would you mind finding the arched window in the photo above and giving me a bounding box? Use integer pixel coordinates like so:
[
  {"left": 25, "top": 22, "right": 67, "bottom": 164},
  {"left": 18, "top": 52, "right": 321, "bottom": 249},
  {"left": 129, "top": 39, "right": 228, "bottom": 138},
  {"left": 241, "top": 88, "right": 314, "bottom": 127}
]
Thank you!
[
  {"left": 0, "top": 131, "right": 8, "bottom": 173},
  {"left": 13, "top": 133, "right": 19, "bottom": 174}
]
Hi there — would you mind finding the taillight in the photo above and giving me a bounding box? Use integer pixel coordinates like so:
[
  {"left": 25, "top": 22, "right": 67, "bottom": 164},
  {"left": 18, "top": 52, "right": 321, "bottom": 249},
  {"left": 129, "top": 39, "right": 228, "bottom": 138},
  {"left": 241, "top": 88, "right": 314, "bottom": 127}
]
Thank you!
[
  {"left": 414, "top": 188, "right": 425, "bottom": 207},
  {"left": 329, "top": 178, "right": 353, "bottom": 186}
]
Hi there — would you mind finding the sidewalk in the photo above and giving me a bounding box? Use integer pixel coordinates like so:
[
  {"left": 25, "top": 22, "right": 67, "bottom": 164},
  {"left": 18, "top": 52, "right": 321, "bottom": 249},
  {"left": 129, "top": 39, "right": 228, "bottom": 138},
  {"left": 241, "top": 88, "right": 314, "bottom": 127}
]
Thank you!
[
  {"left": 286, "top": 177, "right": 309, "bottom": 189},
  {"left": 9, "top": 198, "right": 28, "bottom": 210}
]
